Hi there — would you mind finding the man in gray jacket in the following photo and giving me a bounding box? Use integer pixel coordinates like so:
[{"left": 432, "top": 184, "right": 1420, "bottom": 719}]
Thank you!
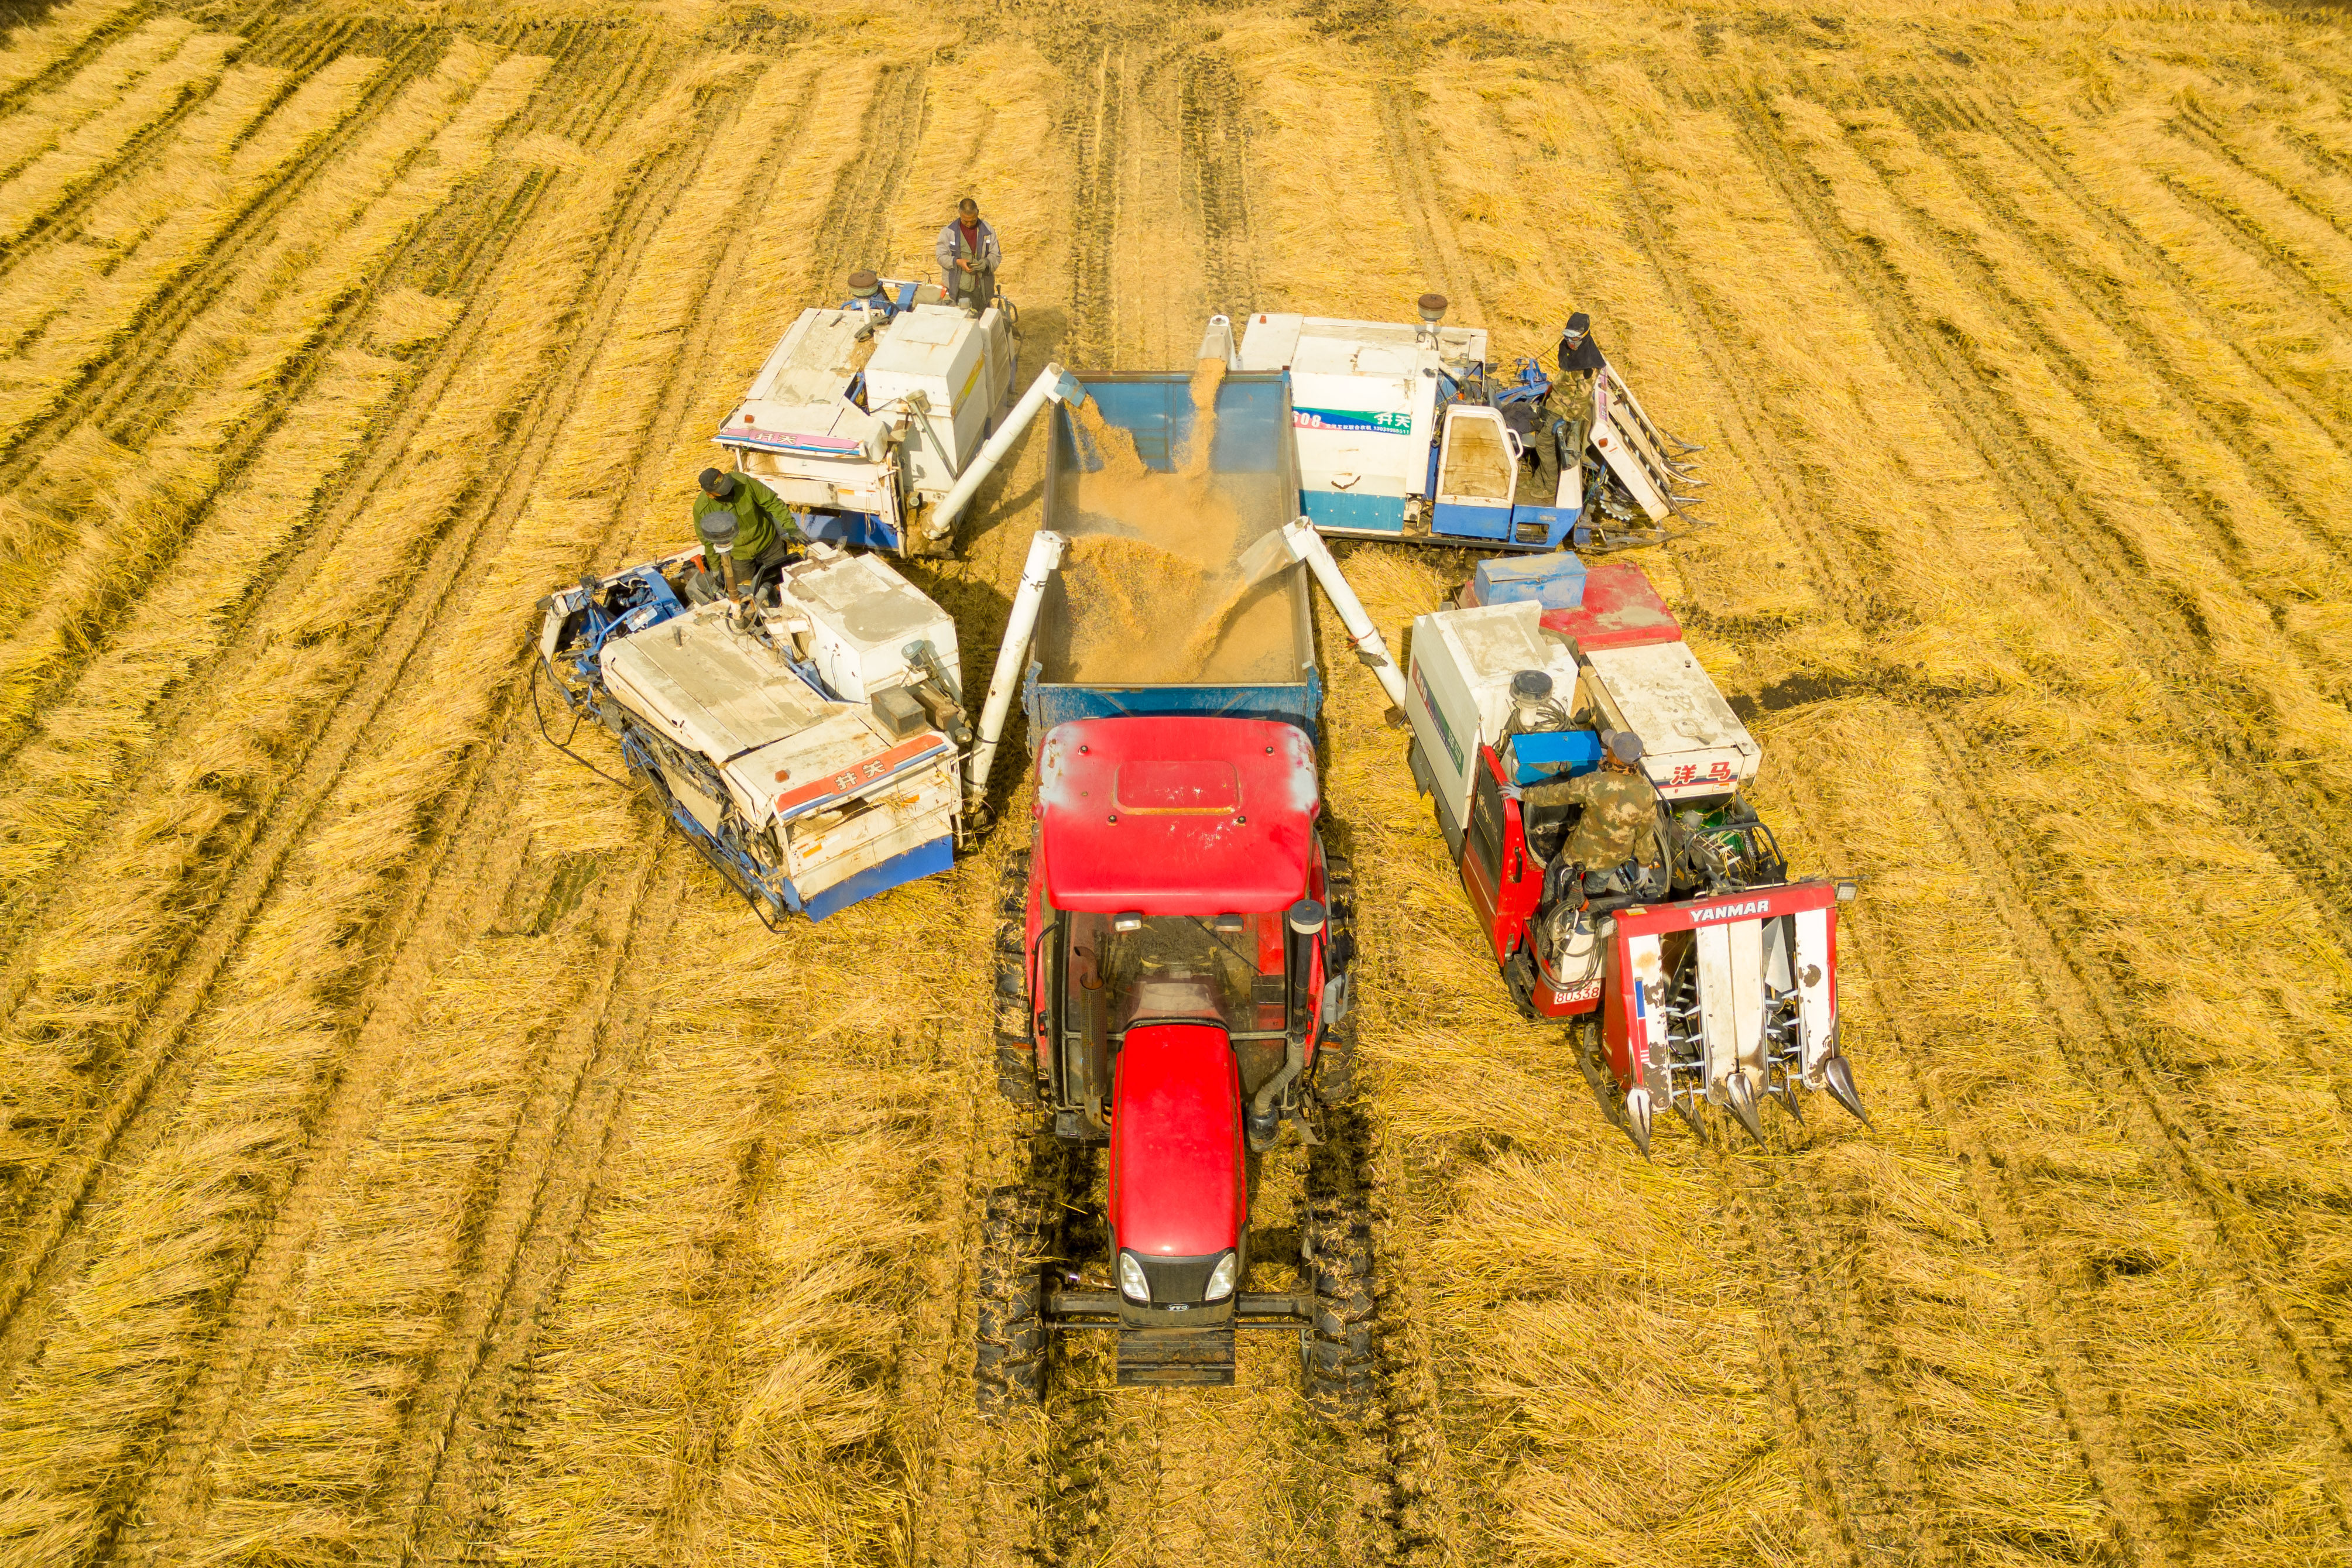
[{"left": 935, "top": 197, "right": 1001, "bottom": 311}]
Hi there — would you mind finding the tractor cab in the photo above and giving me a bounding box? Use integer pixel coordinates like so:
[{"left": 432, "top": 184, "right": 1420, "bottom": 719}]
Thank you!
[{"left": 992, "top": 714, "right": 1358, "bottom": 1381}]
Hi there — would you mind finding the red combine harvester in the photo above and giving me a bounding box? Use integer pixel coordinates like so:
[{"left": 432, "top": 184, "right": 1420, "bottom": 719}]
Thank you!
[
  {"left": 963, "top": 368, "right": 1400, "bottom": 1413},
  {"left": 1401, "top": 557, "right": 1867, "bottom": 1153}
]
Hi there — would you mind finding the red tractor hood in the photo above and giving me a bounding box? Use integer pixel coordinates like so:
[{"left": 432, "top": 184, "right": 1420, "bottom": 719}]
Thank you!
[
  {"left": 1108, "top": 1023, "right": 1245, "bottom": 1258},
  {"left": 1035, "top": 716, "right": 1318, "bottom": 915}
]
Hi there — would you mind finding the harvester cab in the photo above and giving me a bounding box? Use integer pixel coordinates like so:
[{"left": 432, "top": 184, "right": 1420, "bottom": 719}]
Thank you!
[
  {"left": 1235, "top": 295, "right": 1704, "bottom": 555},
  {"left": 711, "top": 271, "right": 1017, "bottom": 553},
  {"left": 1400, "top": 555, "right": 1868, "bottom": 1152},
  {"left": 531, "top": 542, "right": 970, "bottom": 924}
]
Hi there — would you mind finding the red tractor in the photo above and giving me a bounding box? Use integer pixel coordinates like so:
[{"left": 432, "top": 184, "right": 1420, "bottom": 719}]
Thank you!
[{"left": 964, "top": 372, "right": 1379, "bottom": 1413}]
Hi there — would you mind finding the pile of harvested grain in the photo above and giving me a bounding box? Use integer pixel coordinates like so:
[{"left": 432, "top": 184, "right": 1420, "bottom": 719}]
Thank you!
[{"left": 1056, "top": 357, "right": 1291, "bottom": 682}]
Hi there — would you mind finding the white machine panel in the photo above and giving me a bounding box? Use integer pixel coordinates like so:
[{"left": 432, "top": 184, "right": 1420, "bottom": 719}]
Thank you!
[
  {"left": 865, "top": 304, "right": 1011, "bottom": 499},
  {"left": 1405, "top": 601, "right": 1580, "bottom": 829},
  {"left": 1242, "top": 313, "right": 1484, "bottom": 507},
  {"left": 779, "top": 548, "right": 960, "bottom": 703},
  {"left": 1579, "top": 640, "right": 1761, "bottom": 802}
]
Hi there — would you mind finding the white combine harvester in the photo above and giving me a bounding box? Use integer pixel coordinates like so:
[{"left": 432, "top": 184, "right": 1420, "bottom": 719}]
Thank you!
[
  {"left": 1229, "top": 295, "right": 1702, "bottom": 554},
  {"left": 532, "top": 543, "right": 975, "bottom": 923},
  {"left": 709, "top": 272, "right": 1016, "bottom": 553}
]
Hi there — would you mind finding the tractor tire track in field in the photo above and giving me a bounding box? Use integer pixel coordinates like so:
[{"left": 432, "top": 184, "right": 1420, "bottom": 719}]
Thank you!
[
  {"left": 348, "top": 67, "right": 860, "bottom": 1554},
  {"left": 2167, "top": 103, "right": 2352, "bottom": 258},
  {"left": 1742, "top": 49, "right": 2352, "bottom": 1483},
  {"left": 2154, "top": 167, "right": 2352, "bottom": 345},
  {"left": 75, "top": 59, "right": 783, "bottom": 1550},
  {"left": 0, "top": 47, "right": 727, "bottom": 1392},
  {"left": 1568, "top": 74, "right": 2189, "bottom": 1560},
  {"left": 1854, "top": 80, "right": 2352, "bottom": 565},
  {"left": 1374, "top": 78, "right": 1490, "bottom": 328},
  {"left": 88, "top": 67, "right": 790, "bottom": 1549},
  {"left": 1176, "top": 49, "right": 1254, "bottom": 325},
  {"left": 0, "top": 1, "right": 158, "bottom": 121},
  {"left": 1719, "top": 1147, "right": 1955, "bottom": 1568},
  {"left": 1906, "top": 85, "right": 2352, "bottom": 466},
  {"left": 0, "top": 23, "right": 440, "bottom": 479},
  {"left": 1063, "top": 41, "right": 1122, "bottom": 369},
  {"left": 1719, "top": 81, "right": 2352, "bottom": 1037},
  {"left": 352, "top": 852, "right": 683, "bottom": 1568},
  {"left": 0, "top": 10, "right": 383, "bottom": 267}
]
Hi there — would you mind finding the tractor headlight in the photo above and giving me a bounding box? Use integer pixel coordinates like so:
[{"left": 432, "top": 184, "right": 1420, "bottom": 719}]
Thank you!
[
  {"left": 1203, "top": 1250, "right": 1238, "bottom": 1302},
  {"left": 1118, "top": 1250, "right": 1150, "bottom": 1303}
]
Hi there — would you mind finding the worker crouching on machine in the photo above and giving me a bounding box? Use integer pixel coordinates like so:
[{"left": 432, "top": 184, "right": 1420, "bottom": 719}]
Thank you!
[
  {"left": 1527, "top": 727, "right": 1667, "bottom": 911},
  {"left": 692, "top": 466, "right": 803, "bottom": 599}
]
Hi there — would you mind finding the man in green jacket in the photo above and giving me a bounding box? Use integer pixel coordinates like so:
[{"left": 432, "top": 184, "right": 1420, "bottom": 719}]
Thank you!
[{"left": 694, "top": 468, "right": 801, "bottom": 592}]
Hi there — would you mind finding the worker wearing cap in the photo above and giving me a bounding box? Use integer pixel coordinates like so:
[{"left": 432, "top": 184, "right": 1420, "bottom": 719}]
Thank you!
[
  {"left": 1553, "top": 729, "right": 1664, "bottom": 903},
  {"left": 935, "top": 197, "right": 1001, "bottom": 312},
  {"left": 693, "top": 468, "right": 800, "bottom": 592}
]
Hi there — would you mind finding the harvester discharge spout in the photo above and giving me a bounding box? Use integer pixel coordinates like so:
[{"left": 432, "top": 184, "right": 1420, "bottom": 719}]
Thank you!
[{"left": 925, "top": 363, "right": 1088, "bottom": 543}]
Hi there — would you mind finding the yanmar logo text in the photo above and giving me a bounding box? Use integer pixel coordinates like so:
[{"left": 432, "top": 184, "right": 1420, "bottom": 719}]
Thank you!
[{"left": 1692, "top": 900, "right": 1772, "bottom": 923}]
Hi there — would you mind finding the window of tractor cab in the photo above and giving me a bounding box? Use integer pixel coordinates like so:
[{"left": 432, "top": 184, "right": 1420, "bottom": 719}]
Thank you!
[{"left": 1061, "top": 911, "right": 1290, "bottom": 1043}]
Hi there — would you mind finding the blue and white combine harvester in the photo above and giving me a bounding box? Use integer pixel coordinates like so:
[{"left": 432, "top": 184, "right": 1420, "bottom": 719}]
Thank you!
[
  {"left": 532, "top": 543, "right": 980, "bottom": 924},
  {"left": 1231, "top": 295, "right": 1704, "bottom": 554}
]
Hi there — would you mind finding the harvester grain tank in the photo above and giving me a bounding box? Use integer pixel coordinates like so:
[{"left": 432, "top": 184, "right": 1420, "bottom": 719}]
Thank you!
[
  {"left": 966, "top": 358, "right": 1382, "bottom": 1413},
  {"left": 1398, "top": 555, "right": 1867, "bottom": 1151},
  {"left": 711, "top": 272, "right": 1016, "bottom": 553},
  {"left": 1234, "top": 295, "right": 1703, "bottom": 554},
  {"left": 531, "top": 543, "right": 971, "bottom": 923}
]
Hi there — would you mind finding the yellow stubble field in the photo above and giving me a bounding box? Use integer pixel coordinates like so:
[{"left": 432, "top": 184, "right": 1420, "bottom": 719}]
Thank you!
[{"left": 0, "top": 0, "right": 2348, "bottom": 1562}]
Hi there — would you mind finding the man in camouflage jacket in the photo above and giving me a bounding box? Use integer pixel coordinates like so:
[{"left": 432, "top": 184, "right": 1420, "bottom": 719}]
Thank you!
[{"left": 1555, "top": 729, "right": 1663, "bottom": 900}]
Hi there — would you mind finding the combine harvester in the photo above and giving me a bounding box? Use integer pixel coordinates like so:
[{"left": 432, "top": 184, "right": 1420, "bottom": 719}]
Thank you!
[
  {"left": 1229, "top": 294, "right": 1703, "bottom": 554},
  {"left": 711, "top": 271, "right": 1015, "bottom": 553},
  {"left": 531, "top": 542, "right": 973, "bottom": 924},
  {"left": 529, "top": 272, "right": 1021, "bottom": 924},
  {"left": 1387, "top": 549, "right": 1869, "bottom": 1152},
  {"left": 960, "top": 341, "right": 1420, "bottom": 1413}
]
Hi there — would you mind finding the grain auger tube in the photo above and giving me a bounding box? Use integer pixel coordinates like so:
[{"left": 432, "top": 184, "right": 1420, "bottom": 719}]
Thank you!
[{"left": 924, "top": 362, "right": 1088, "bottom": 543}]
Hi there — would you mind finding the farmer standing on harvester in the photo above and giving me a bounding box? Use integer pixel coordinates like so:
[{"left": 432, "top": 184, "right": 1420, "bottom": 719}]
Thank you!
[{"left": 937, "top": 197, "right": 1001, "bottom": 312}]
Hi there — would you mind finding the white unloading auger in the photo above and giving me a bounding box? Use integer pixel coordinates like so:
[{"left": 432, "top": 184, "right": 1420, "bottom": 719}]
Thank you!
[
  {"left": 1233, "top": 517, "right": 1412, "bottom": 725},
  {"left": 924, "top": 363, "right": 1088, "bottom": 543},
  {"left": 965, "top": 529, "right": 1068, "bottom": 810}
]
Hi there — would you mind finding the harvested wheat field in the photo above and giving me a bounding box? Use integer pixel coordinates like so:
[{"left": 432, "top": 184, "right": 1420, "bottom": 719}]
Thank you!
[{"left": 2, "top": 0, "right": 2352, "bottom": 1560}]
